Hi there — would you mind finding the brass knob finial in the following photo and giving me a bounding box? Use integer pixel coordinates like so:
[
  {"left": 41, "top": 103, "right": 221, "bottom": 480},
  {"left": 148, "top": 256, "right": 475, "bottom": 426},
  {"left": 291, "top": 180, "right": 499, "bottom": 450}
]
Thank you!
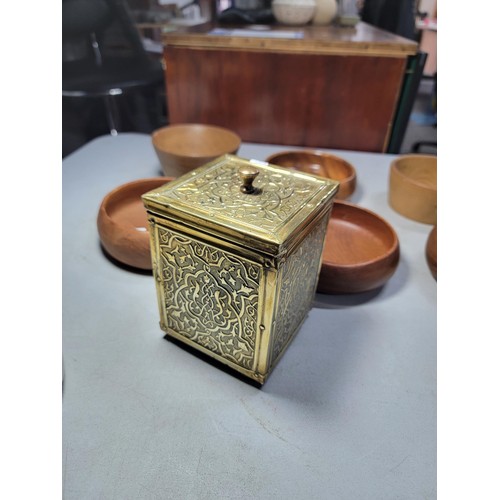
[{"left": 239, "top": 166, "right": 260, "bottom": 194}]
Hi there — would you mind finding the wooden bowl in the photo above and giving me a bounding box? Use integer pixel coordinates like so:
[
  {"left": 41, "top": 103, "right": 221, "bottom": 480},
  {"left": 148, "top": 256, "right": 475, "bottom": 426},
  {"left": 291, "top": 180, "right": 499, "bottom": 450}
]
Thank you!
[
  {"left": 97, "top": 177, "right": 174, "bottom": 270},
  {"left": 426, "top": 225, "right": 437, "bottom": 280},
  {"left": 389, "top": 155, "right": 437, "bottom": 224},
  {"left": 152, "top": 123, "right": 241, "bottom": 177},
  {"left": 318, "top": 201, "right": 400, "bottom": 294},
  {"left": 266, "top": 150, "right": 356, "bottom": 200}
]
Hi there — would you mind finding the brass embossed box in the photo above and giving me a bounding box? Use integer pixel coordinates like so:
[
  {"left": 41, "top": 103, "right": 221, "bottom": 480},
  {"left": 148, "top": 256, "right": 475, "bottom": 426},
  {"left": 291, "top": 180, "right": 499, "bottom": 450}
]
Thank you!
[{"left": 142, "top": 155, "right": 338, "bottom": 384}]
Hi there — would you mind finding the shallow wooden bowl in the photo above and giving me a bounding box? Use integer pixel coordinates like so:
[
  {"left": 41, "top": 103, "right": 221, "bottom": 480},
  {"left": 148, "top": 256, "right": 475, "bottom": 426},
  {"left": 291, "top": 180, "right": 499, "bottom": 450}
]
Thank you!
[
  {"left": 426, "top": 225, "right": 437, "bottom": 280},
  {"left": 152, "top": 123, "right": 241, "bottom": 177},
  {"left": 389, "top": 154, "right": 437, "bottom": 224},
  {"left": 266, "top": 150, "right": 356, "bottom": 200},
  {"left": 318, "top": 201, "right": 400, "bottom": 294},
  {"left": 97, "top": 177, "right": 174, "bottom": 270}
]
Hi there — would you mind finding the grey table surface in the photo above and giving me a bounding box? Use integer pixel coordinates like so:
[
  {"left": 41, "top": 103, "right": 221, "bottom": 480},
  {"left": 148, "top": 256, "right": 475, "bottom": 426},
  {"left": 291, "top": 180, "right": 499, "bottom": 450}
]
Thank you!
[{"left": 62, "top": 133, "right": 436, "bottom": 500}]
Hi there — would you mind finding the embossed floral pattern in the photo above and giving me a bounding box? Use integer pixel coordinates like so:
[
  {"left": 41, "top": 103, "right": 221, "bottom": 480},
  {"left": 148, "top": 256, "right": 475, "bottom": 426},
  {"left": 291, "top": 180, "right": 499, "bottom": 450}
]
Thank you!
[
  {"left": 157, "top": 226, "right": 261, "bottom": 370},
  {"left": 169, "top": 161, "right": 322, "bottom": 232},
  {"left": 270, "top": 213, "right": 329, "bottom": 364}
]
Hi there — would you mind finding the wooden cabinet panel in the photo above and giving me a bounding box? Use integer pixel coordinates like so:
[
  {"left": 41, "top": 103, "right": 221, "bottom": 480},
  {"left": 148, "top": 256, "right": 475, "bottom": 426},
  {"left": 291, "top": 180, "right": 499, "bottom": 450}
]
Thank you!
[
  {"left": 165, "top": 47, "right": 407, "bottom": 151},
  {"left": 162, "top": 23, "right": 417, "bottom": 152}
]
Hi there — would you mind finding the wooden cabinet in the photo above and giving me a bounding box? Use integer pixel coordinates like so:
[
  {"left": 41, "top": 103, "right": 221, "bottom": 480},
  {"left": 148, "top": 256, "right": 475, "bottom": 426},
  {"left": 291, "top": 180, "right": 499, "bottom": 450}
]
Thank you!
[{"left": 162, "top": 22, "right": 418, "bottom": 152}]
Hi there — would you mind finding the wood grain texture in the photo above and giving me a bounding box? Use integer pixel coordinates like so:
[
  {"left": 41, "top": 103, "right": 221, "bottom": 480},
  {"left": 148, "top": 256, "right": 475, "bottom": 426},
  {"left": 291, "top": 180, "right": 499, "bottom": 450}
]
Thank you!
[
  {"left": 265, "top": 149, "right": 356, "bottom": 200},
  {"left": 97, "top": 177, "right": 174, "bottom": 270},
  {"left": 165, "top": 47, "right": 407, "bottom": 151},
  {"left": 389, "top": 155, "right": 437, "bottom": 224},
  {"left": 318, "top": 200, "right": 400, "bottom": 294},
  {"left": 152, "top": 124, "right": 241, "bottom": 177}
]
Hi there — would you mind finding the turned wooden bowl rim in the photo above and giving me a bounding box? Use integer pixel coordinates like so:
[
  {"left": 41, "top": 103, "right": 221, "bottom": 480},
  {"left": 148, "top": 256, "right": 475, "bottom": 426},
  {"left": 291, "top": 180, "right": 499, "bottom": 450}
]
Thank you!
[
  {"left": 266, "top": 149, "right": 357, "bottom": 183},
  {"left": 390, "top": 154, "right": 437, "bottom": 191},
  {"left": 98, "top": 177, "right": 174, "bottom": 231},
  {"left": 322, "top": 200, "right": 400, "bottom": 269},
  {"left": 151, "top": 123, "right": 242, "bottom": 159}
]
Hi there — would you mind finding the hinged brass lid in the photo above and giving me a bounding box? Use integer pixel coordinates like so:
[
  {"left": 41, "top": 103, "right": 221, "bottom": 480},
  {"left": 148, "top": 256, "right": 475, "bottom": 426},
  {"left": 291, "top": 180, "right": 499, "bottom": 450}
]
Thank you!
[{"left": 142, "top": 154, "right": 339, "bottom": 256}]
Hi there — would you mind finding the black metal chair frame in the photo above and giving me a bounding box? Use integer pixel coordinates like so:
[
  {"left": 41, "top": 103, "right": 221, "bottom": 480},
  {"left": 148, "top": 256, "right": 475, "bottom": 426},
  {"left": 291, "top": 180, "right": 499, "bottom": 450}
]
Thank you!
[{"left": 62, "top": 0, "right": 164, "bottom": 136}]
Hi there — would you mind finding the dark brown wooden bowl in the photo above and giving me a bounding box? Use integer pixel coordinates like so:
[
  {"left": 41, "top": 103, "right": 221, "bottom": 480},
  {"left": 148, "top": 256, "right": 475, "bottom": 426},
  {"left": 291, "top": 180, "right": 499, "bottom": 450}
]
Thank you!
[
  {"left": 152, "top": 123, "right": 241, "bottom": 177},
  {"left": 426, "top": 225, "right": 437, "bottom": 280},
  {"left": 97, "top": 177, "right": 174, "bottom": 270},
  {"left": 266, "top": 150, "right": 357, "bottom": 200},
  {"left": 318, "top": 200, "right": 400, "bottom": 294}
]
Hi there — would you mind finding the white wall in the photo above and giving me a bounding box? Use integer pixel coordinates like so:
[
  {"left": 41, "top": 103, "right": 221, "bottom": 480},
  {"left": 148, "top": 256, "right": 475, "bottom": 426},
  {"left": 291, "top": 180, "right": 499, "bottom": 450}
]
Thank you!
[{"left": 418, "top": 0, "right": 436, "bottom": 17}]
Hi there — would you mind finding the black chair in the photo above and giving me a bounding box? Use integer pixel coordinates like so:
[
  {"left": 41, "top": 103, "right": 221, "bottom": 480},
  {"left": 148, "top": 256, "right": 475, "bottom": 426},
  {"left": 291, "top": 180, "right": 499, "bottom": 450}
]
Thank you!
[
  {"left": 62, "top": 0, "right": 165, "bottom": 138},
  {"left": 411, "top": 72, "right": 437, "bottom": 154},
  {"left": 386, "top": 51, "right": 427, "bottom": 154}
]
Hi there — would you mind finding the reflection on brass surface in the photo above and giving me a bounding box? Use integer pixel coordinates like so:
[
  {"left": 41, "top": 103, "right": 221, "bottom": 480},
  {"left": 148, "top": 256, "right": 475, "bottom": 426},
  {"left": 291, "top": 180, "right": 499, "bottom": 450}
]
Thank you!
[{"left": 143, "top": 155, "right": 339, "bottom": 384}]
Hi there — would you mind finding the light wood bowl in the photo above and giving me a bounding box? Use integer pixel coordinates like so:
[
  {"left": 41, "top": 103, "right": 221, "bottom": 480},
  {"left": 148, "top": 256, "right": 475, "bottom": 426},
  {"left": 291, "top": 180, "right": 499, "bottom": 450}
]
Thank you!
[
  {"left": 318, "top": 201, "right": 400, "bottom": 294},
  {"left": 426, "top": 225, "right": 437, "bottom": 280},
  {"left": 97, "top": 177, "right": 174, "bottom": 270},
  {"left": 152, "top": 123, "right": 241, "bottom": 177},
  {"left": 389, "top": 154, "right": 437, "bottom": 224},
  {"left": 266, "top": 150, "right": 356, "bottom": 200}
]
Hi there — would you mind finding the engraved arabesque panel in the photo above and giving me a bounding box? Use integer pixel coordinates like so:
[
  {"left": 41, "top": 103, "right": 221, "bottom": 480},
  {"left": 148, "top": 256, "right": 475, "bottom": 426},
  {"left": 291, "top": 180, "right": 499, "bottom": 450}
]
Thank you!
[
  {"left": 271, "top": 213, "right": 329, "bottom": 364},
  {"left": 168, "top": 161, "right": 322, "bottom": 232},
  {"left": 157, "top": 226, "right": 261, "bottom": 370}
]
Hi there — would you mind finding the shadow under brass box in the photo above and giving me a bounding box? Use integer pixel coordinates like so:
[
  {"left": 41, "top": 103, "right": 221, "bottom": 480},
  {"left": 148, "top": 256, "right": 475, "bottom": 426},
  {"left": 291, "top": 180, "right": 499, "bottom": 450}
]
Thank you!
[{"left": 142, "top": 154, "right": 339, "bottom": 384}]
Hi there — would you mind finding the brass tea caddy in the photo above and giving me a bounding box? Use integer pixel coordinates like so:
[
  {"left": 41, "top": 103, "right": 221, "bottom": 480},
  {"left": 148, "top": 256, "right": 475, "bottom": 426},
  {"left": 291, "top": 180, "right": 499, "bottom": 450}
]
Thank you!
[{"left": 142, "top": 154, "right": 338, "bottom": 384}]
